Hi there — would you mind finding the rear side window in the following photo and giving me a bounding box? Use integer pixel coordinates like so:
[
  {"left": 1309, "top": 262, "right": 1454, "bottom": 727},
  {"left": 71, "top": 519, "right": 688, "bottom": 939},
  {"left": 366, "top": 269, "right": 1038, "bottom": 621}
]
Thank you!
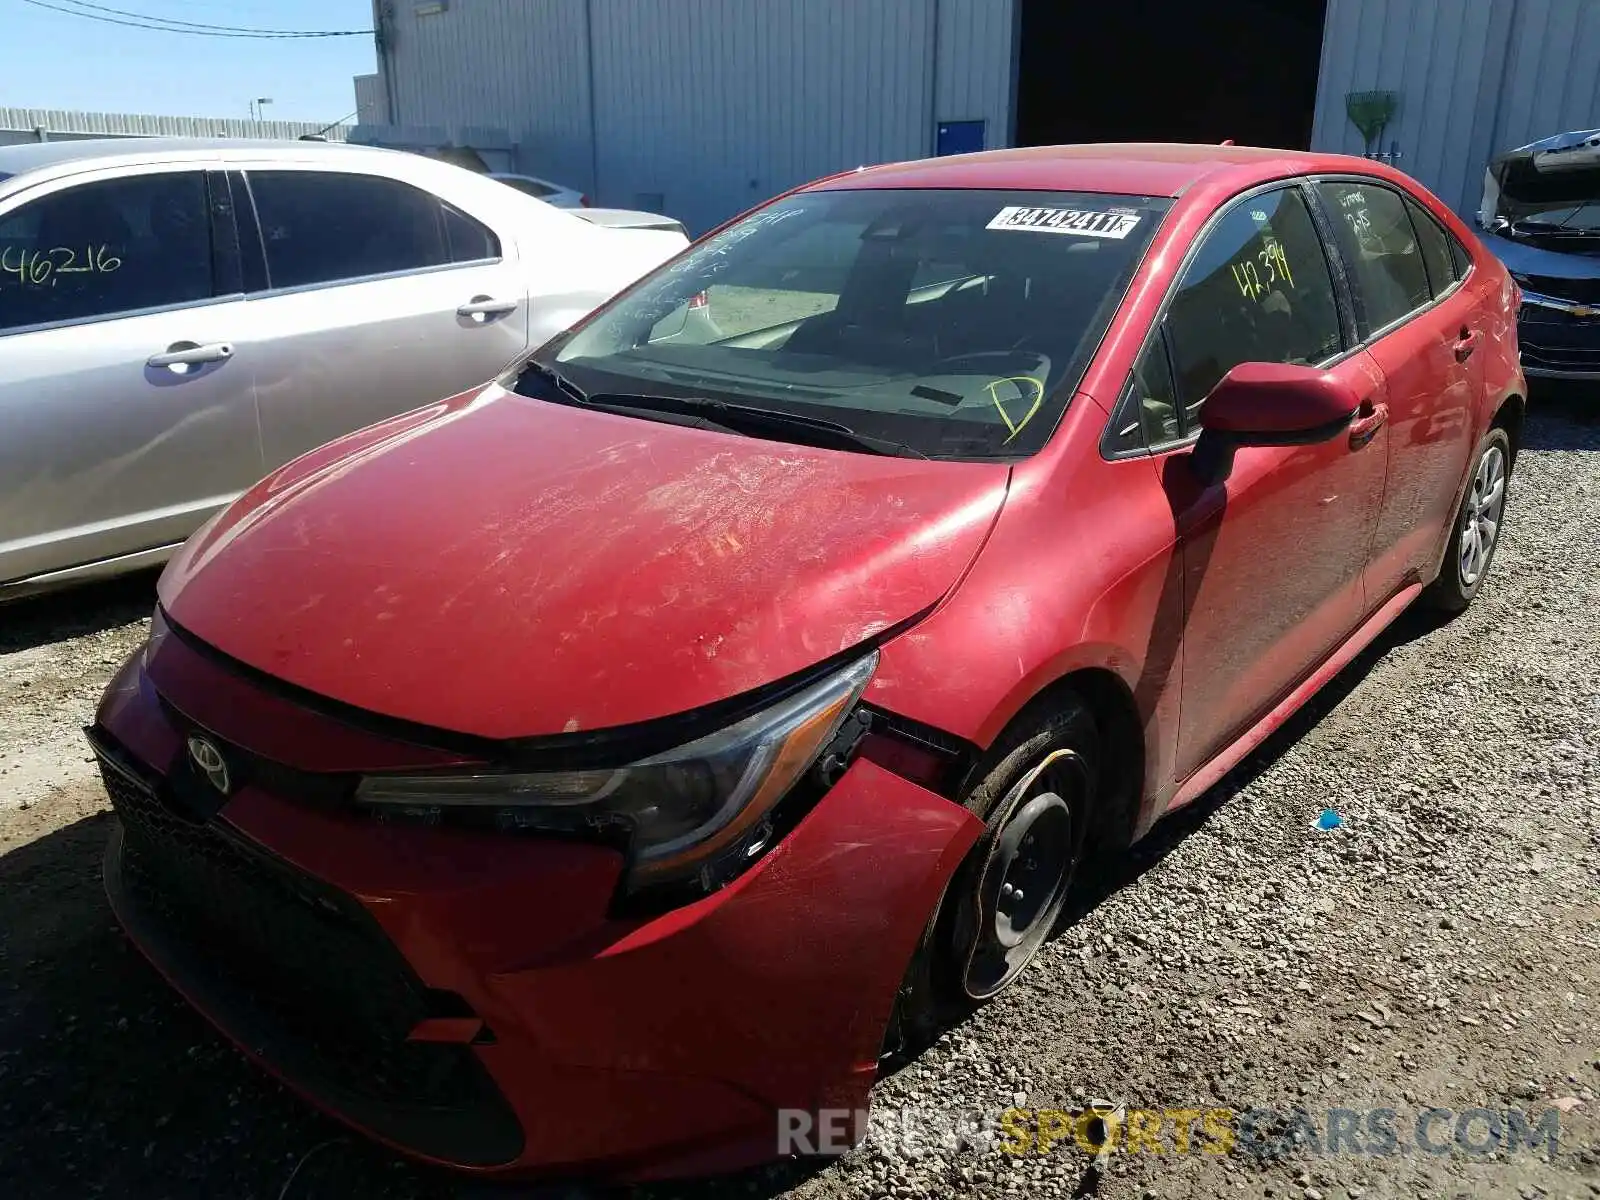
[
  {"left": 1164, "top": 186, "right": 1344, "bottom": 418},
  {"left": 1404, "top": 195, "right": 1459, "bottom": 298},
  {"left": 441, "top": 203, "right": 499, "bottom": 263},
  {"left": 0, "top": 171, "right": 213, "bottom": 333},
  {"left": 1317, "top": 181, "right": 1431, "bottom": 336},
  {"left": 247, "top": 171, "right": 497, "bottom": 290}
]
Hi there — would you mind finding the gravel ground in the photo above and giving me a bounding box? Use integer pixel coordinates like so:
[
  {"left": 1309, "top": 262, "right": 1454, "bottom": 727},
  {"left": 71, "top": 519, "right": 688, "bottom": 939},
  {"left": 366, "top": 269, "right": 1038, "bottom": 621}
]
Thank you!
[{"left": 1, "top": 390, "right": 1597, "bottom": 1200}]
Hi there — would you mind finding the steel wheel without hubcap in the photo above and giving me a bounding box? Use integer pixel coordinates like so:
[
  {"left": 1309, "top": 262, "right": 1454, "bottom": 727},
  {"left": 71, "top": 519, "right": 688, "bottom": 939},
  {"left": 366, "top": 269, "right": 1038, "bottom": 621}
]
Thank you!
[
  {"left": 1459, "top": 444, "right": 1506, "bottom": 587},
  {"left": 959, "top": 747, "right": 1090, "bottom": 1000}
]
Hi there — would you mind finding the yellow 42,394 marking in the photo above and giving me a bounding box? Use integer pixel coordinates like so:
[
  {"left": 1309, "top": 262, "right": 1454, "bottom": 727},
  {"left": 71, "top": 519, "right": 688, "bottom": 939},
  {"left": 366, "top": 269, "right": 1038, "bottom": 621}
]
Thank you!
[
  {"left": 0, "top": 244, "right": 122, "bottom": 288},
  {"left": 1231, "top": 238, "right": 1294, "bottom": 303}
]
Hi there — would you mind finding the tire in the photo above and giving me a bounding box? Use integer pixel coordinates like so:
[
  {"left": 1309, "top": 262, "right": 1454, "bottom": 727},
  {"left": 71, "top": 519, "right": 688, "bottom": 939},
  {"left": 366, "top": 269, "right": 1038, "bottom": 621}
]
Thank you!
[
  {"left": 885, "top": 696, "right": 1100, "bottom": 1057},
  {"left": 1421, "top": 427, "right": 1512, "bottom": 615}
]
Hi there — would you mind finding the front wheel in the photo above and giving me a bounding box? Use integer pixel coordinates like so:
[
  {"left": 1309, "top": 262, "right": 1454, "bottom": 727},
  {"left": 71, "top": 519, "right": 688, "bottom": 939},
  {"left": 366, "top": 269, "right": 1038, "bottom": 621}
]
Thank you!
[
  {"left": 1421, "top": 427, "right": 1511, "bottom": 614},
  {"left": 886, "top": 699, "right": 1098, "bottom": 1055}
]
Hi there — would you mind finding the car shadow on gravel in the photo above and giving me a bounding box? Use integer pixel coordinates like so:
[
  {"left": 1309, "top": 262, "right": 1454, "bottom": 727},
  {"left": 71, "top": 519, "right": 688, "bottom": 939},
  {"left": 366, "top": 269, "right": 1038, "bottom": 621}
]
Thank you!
[
  {"left": 1524, "top": 381, "right": 1600, "bottom": 448},
  {"left": 0, "top": 808, "right": 469, "bottom": 1200},
  {"left": 0, "top": 570, "right": 161, "bottom": 656}
]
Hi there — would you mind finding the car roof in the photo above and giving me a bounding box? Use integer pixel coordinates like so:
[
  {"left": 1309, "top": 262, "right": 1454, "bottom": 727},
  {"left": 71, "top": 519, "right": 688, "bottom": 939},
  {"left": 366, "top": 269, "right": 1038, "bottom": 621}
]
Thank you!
[
  {"left": 812, "top": 142, "right": 1376, "bottom": 199},
  {"left": 0, "top": 136, "right": 389, "bottom": 178}
]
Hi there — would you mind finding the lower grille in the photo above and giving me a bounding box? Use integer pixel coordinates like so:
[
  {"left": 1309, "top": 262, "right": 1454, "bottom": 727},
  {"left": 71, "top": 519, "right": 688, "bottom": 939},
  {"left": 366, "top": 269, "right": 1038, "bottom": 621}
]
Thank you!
[{"left": 97, "top": 745, "right": 523, "bottom": 1166}]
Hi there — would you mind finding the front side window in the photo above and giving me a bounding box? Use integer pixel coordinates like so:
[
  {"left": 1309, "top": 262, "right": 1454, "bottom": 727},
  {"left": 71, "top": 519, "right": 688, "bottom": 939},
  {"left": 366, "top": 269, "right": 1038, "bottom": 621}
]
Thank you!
[
  {"left": 1316, "top": 181, "right": 1431, "bottom": 336},
  {"left": 541, "top": 188, "right": 1170, "bottom": 458},
  {"left": 0, "top": 171, "right": 212, "bottom": 333},
  {"left": 1164, "top": 186, "right": 1344, "bottom": 420},
  {"left": 247, "top": 171, "right": 494, "bottom": 290}
]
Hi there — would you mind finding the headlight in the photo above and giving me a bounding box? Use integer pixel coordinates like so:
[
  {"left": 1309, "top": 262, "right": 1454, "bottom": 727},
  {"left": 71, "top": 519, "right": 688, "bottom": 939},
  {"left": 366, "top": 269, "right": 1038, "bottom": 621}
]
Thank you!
[{"left": 354, "top": 652, "right": 877, "bottom": 894}]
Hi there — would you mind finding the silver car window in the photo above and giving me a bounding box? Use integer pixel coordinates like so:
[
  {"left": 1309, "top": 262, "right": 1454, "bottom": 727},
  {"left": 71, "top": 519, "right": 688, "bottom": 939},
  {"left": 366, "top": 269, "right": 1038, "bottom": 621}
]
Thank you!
[
  {"left": 245, "top": 171, "right": 498, "bottom": 291},
  {"left": 0, "top": 172, "right": 212, "bottom": 333}
]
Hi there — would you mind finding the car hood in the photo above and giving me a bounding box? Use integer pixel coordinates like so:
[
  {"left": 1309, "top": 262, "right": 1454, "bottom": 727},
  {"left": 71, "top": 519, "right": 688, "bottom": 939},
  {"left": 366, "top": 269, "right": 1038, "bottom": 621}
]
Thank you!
[
  {"left": 159, "top": 385, "right": 1010, "bottom": 740},
  {"left": 1481, "top": 230, "right": 1600, "bottom": 279}
]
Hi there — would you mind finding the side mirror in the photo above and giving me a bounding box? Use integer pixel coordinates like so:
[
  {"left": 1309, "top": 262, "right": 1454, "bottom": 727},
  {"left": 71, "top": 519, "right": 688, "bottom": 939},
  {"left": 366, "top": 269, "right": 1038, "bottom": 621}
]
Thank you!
[{"left": 1190, "top": 362, "right": 1361, "bottom": 485}]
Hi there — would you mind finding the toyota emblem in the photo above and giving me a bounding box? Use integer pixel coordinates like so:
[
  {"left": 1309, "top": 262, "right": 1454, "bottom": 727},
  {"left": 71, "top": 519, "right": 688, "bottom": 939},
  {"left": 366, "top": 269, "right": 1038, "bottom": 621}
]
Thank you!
[{"left": 187, "top": 736, "right": 231, "bottom": 795}]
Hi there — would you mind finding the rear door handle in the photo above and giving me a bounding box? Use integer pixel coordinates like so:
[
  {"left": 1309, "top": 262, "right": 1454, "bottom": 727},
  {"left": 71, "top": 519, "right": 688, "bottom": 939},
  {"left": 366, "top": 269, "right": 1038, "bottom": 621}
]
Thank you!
[
  {"left": 1453, "top": 328, "right": 1479, "bottom": 362},
  {"left": 457, "top": 296, "right": 519, "bottom": 322},
  {"left": 147, "top": 341, "right": 233, "bottom": 370},
  {"left": 1349, "top": 401, "right": 1389, "bottom": 448}
]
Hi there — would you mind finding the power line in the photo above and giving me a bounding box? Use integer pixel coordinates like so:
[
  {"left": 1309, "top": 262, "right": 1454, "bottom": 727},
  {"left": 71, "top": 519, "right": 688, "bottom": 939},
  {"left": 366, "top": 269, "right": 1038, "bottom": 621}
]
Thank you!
[
  {"left": 18, "top": 0, "right": 373, "bottom": 37},
  {"left": 51, "top": 0, "right": 372, "bottom": 33}
]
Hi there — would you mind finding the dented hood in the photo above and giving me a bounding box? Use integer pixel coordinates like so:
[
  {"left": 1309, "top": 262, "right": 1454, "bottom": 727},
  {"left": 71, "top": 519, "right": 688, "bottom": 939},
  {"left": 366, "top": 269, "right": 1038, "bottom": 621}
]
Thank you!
[{"left": 159, "top": 385, "right": 1009, "bottom": 740}]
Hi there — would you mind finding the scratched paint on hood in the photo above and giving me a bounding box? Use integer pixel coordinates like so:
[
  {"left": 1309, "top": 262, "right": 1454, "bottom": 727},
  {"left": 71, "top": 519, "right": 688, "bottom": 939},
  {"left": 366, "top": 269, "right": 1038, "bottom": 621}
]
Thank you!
[{"left": 160, "top": 385, "right": 1010, "bottom": 739}]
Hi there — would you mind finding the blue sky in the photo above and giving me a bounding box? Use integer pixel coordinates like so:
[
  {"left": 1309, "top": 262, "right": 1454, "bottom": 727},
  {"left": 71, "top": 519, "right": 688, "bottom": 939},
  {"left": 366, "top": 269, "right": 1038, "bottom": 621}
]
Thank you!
[{"left": 1, "top": 0, "right": 376, "bottom": 124}]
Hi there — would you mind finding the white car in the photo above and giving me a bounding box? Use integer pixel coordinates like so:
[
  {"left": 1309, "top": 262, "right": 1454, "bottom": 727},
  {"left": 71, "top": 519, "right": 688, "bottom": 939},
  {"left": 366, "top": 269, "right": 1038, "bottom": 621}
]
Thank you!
[
  {"left": 489, "top": 171, "right": 590, "bottom": 208},
  {"left": 0, "top": 138, "right": 689, "bottom": 600}
]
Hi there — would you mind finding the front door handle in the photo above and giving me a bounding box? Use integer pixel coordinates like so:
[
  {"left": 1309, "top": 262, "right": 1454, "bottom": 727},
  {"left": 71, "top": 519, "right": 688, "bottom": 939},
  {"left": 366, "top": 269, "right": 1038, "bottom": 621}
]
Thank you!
[
  {"left": 1349, "top": 401, "right": 1389, "bottom": 449},
  {"left": 1453, "top": 327, "right": 1479, "bottom": 362},
  {"left": 457, "top": 296, "right": 519, "bottom": 322},
  {"left": 147, "top": 341, "right": 234, "bottom": 370}
]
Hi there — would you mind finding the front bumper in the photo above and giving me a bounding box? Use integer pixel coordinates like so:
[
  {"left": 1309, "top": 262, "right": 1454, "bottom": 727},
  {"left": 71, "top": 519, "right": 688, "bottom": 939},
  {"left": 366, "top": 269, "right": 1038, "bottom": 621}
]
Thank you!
[
  {"left": 91, "top": 641, "right": 981, "bottom": 1181},
  {"left": 1518, "top": 292, "right": 1600, "bottom": 380}
]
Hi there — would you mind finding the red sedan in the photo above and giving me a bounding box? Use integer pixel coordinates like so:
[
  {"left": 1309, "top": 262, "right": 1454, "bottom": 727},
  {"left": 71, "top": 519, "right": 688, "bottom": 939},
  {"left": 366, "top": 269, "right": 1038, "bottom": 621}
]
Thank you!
[{"left": 90, "top": 144, "right": 1523, "bottom": 1180}]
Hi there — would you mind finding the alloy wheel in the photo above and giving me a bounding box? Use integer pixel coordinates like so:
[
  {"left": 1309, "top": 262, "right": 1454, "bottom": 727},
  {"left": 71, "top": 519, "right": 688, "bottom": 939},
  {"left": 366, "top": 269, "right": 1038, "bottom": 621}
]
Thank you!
[{"left": 1459, "top": 444, "right": 1506, "bottom": 587}]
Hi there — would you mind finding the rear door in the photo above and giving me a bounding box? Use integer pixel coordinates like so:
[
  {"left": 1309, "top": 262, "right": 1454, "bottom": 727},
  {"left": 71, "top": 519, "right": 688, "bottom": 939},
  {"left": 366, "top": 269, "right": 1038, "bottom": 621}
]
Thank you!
[
  {"left": 231, "top": 166, "right": 529, "bottom": 470},
  {"left": 1311, "top": 178, "right": 1482, "bottom": 605},
  {"left": 0, "top": 165, "right": 260, "bottom": 588}
]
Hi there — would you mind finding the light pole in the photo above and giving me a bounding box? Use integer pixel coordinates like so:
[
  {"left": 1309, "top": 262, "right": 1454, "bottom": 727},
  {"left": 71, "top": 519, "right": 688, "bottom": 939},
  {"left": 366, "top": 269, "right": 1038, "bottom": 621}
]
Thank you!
[{"left": 250, "top": 97, "right": 274, "bottom": 122}]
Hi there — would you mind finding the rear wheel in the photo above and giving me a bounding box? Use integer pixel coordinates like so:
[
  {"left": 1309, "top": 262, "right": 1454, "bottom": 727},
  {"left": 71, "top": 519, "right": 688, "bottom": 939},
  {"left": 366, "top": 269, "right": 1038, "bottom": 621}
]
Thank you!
[
  {"left": 886, "top": 698, "right": 1098, "bottom": 1054},
  {"left": 1422, "top": 427, "right": 1511, "bottom": 614}
]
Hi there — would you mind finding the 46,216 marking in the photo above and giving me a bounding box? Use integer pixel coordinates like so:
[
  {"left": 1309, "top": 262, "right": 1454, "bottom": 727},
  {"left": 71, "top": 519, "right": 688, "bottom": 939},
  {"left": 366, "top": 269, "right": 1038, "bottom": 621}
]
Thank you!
[{"left": 1, "top": 244, "right": 123, "bottom": 288}]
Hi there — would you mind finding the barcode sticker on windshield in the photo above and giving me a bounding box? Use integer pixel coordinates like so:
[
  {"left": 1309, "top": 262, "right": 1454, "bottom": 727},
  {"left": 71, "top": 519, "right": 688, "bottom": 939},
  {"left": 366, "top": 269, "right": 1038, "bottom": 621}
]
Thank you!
[{"left": 986, "top": 207, "right": 1142, "bottom": 238}]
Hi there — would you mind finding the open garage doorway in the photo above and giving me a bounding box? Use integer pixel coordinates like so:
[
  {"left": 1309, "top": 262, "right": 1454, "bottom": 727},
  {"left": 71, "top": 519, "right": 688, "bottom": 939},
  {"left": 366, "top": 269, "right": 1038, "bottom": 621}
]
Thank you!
[{"left": 1015, "top": 0, "right": 1329, "bottom": 151}]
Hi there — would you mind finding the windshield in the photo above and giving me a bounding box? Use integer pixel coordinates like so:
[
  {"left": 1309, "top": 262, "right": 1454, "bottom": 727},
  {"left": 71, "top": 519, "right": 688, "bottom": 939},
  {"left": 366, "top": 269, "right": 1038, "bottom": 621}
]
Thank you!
[{"left": 536, "top": 187, "right": 1170, "bottom": 458}]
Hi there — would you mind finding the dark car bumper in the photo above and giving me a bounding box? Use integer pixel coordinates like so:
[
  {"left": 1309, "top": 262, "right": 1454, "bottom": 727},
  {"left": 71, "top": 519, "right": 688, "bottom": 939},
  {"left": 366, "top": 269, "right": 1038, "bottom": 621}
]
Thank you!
[
  {"left": 1518, "top": 292, "right": 1600, "bottom": 380},
  {"left": 91, "top": 640, "right": 981, "bottom": 1181}
]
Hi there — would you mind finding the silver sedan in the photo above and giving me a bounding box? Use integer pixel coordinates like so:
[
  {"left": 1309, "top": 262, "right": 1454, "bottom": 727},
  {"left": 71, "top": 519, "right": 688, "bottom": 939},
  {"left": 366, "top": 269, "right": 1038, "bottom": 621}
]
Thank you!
[{"left": 0, "top": 138, "right": 688, "bottom": 600}]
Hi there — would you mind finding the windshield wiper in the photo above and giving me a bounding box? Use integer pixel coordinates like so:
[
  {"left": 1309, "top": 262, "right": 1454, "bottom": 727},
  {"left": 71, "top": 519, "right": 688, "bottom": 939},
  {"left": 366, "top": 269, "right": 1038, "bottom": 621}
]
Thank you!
[
  {"left": 1512, "top": 212, "right": 1600, "bottom": 237},
  {"left": 586, "top": 393, "right": 929, "bottom": 459},
  {"left": 518, "top": 359, "right": 589, "bottom": 405}
]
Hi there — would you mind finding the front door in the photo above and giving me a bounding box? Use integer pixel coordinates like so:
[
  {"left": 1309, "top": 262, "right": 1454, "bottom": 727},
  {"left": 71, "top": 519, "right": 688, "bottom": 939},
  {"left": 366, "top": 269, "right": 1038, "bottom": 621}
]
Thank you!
[
  {"left": 1152, "top": 183, "right": 1389, "bottom": 783},
  {"left": 232, "top": 167, "right": 529, "bottom": 470},
  {"left": 0, "top": 168, "right": 260, "bottom": 586}
]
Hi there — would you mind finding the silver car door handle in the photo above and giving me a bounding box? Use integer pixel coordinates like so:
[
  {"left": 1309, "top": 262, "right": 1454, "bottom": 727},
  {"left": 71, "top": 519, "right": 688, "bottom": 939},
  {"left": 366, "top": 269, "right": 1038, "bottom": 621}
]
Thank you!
[
  {"left": 457, "top": 296, "right": 519, "bottom": 321},
  {"left": 147, "top": 342, "right": 234, "bottom": 369}
]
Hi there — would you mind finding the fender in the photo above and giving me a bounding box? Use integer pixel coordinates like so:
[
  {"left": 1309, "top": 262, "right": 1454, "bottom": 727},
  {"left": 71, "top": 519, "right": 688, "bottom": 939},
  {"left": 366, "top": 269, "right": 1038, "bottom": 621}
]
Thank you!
[{"left": 866, "top": 398, "right": 1186, "bottom": 806}]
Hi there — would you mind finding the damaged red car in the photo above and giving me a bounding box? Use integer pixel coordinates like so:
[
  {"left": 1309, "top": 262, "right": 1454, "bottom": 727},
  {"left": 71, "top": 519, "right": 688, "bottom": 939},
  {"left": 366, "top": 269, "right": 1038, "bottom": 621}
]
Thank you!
[{"left": 90, "top": 144, "right": 1525, "bottom": 1181}]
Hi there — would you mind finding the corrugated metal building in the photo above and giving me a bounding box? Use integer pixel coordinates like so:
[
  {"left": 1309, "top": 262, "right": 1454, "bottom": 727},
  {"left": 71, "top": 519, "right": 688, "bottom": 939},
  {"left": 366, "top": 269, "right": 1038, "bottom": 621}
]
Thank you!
[
  {"left": 365, "top": 0, "right": 1599, "bottom": 231},
  {"left": 1312, "top": 0, "right": 1600, "bottom": 218}
]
